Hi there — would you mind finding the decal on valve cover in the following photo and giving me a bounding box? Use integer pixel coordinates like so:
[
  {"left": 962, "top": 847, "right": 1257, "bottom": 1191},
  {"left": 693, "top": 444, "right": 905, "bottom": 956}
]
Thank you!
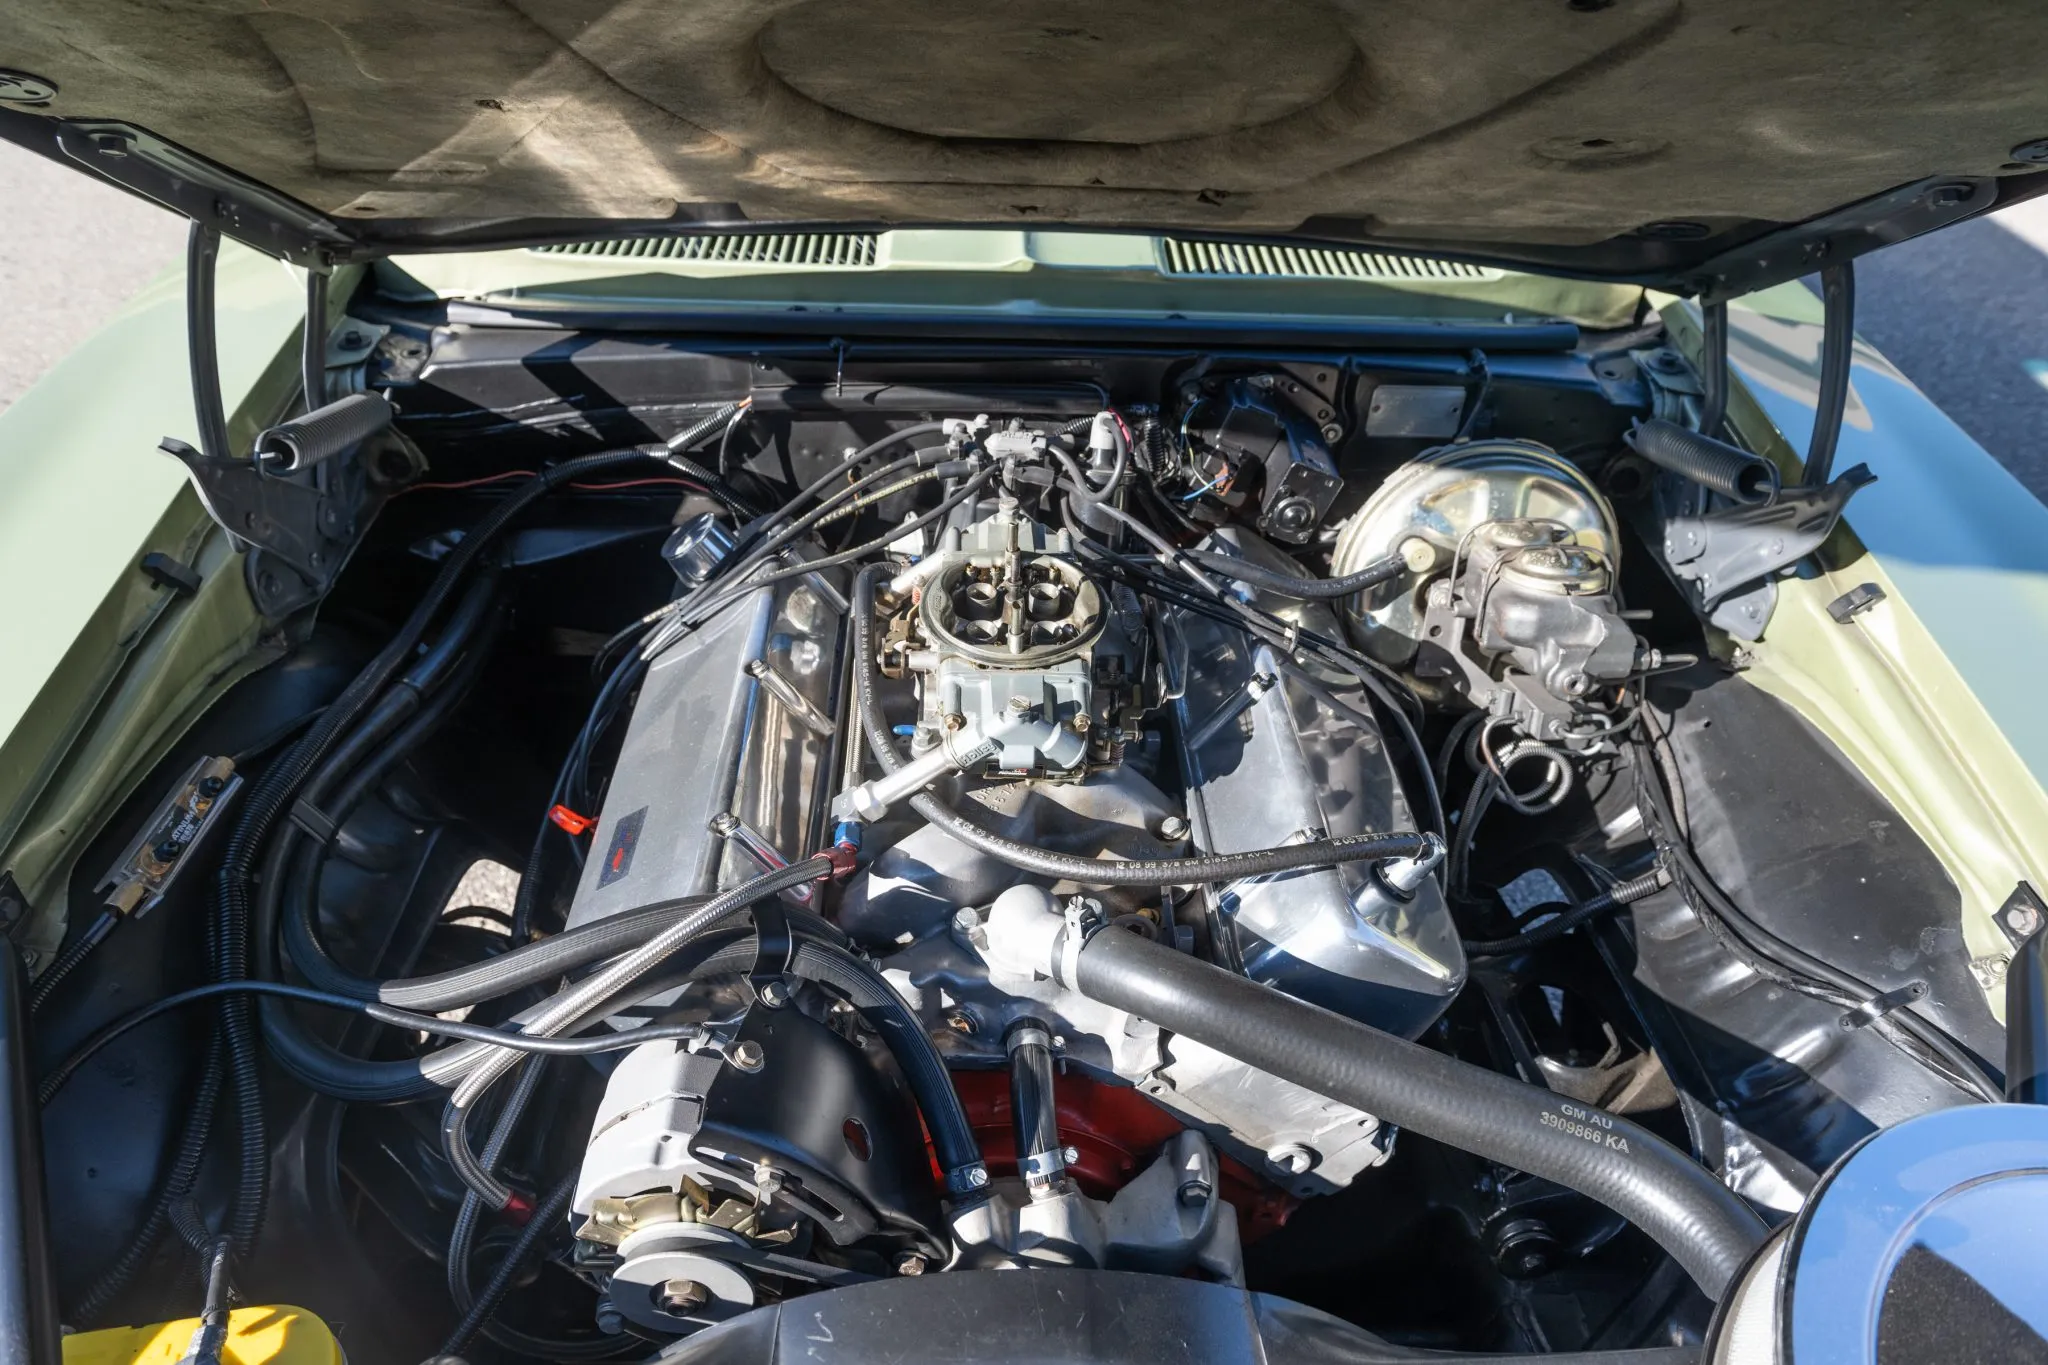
[{"left": 598, "top": 807, "right": 648, "bottom": 888}]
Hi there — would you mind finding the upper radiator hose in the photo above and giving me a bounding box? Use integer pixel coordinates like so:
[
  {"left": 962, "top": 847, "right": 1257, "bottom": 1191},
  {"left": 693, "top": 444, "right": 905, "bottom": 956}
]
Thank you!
[
  {"left": 1625, "top": 419, "right": 1779, "bottom": 505},
  {"left": 1046, "top": 920, "right": 1767, "bottom": 1299}
]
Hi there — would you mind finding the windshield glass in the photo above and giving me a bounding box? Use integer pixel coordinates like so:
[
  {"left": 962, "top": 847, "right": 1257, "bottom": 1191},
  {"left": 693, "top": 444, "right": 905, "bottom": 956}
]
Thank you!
[{"left": 380, "top": 228, "right": 1643, "bottom": 330}]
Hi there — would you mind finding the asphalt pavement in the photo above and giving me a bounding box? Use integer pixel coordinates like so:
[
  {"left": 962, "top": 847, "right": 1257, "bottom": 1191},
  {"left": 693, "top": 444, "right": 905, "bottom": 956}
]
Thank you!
[{"left": 1, "top": 138, "right": 2045, "bottom": 493}]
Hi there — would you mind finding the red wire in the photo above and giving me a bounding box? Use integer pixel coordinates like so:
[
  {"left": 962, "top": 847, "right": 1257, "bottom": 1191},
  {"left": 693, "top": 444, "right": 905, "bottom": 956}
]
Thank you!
[
  {"left": 568, "top": 477, "right": 697, "bottom": 492},
  {"left": 400, "top": 471, "right": 537, "bottom": 492},
  {"left": 392, "top": 471, "right": 700, "bottom": 496}
]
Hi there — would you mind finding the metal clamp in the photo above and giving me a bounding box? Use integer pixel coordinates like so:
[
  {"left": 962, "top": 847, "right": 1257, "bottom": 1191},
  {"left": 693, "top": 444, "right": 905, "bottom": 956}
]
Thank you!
[
  {"left": 1838, "top": 980, "right": 1928, "bottom": 1031},
  {"left": 748, "top": 899, "right": 797, "bottom": 1007}
]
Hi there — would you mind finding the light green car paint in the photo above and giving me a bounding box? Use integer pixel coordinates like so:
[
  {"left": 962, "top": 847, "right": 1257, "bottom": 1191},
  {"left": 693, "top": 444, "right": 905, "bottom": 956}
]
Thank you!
[
  {"left": 1660, "top": 291, "right": 2048, "bottom": 1019},
  {"left": 384, "top": 228, "right": 1644, "bottom": 330},
  {"left": 0, "top": 244, "right": 336, "bottom": 961}
]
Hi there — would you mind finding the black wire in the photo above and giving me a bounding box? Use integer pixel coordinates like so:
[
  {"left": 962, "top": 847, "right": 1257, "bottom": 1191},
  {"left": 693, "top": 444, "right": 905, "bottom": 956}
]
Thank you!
[
  {"left": 38, "top": 980, "right": 712, "bottom": 1106},
  {"left": 436, "top": 1175, "right": 578, "bottom": 1359},
  {"left": 27, "top": 909, "right": 119, "bottom": 1014}
]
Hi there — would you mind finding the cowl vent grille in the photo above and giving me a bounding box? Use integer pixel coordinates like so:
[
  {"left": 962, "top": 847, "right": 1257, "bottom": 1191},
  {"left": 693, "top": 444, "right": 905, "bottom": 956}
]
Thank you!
[
  {"left": 530, "top": 233, "right": 881, "bottom": 266},
  {"left": 1161, "top": 238, "right": 1500, "bottom": 282}
]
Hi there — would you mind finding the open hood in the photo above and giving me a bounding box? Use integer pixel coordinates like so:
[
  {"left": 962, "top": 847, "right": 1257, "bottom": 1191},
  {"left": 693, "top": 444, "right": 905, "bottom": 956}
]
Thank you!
[{"left": 4, "top": 0, "right": 2048, "bottom": 297}]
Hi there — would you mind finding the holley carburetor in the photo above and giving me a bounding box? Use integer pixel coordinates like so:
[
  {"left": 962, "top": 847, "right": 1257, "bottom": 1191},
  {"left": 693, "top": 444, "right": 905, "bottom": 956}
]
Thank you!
[{"left": 832, "top": 503, "right": 1152, "bottom": 821}]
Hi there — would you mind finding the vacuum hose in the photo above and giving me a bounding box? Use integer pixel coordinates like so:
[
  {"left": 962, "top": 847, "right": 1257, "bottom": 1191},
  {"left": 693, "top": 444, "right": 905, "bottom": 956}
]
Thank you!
[{"left": 1063, "top": 924, "right": 1767, "bottom": 1299}]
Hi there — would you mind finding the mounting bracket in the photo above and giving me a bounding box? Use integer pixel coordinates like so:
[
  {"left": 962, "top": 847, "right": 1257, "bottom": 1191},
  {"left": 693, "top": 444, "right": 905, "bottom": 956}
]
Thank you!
[
  {"left": 1662, "top": 466, "right": 1876, "bottom": 640},
  {"left": 165, "top": 221, "right": 398, "bottom": 618}
]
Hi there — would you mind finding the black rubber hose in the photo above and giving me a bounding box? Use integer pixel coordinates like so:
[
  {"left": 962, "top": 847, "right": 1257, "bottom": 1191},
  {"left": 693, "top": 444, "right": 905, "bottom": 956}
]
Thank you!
[
  {"left": 775, "top": 932, "right": 983, "bottom": 1194},
  {"left": 1461, "top": 868, "right": 1667, "bottom": 958},
  {"left": 2008, "top": 925, "right": 2048, "bottom": 1104},
  {"left": 1698, "top": 301, "right": 1728, "bottom": 439},
  {"left": 1067, "top": 926, "right": 1768, "bottom": 1299},
  {"left": 1005, "top": 1018, "right": 1061, "bottom": 1174},
  {"left": 1183, "top": 550, "right": 1408, "bottom": 599},
  {"left": 1625, "top": 420, "right": 1779, "bottom": 505},
  {"left": 257, "top": 599, "right": 501, "bottom": 1097},
  {"left": 278, "top": 636, "right": 498, "bottom": 1001},
  {"left": 1805, "top": 262, "right": 1855, "bottom": 488},
  {"left": 192, "top": 448, "right": 663, "bottom": 1254},
  {"left": 663, "top": 450, "right": 761, "bottom": 520},
  {"left": 300, "top": 267, "right": 327, "bottom": 415},
  {"left": 849, "top": 567, "right": 1431, "bottom": 886},
  {"left": 255, "top": 393, "right": 397, "bottom": 474},
  {"left": 1046, "top": 423, "right": 1128, "bottom": 506}
]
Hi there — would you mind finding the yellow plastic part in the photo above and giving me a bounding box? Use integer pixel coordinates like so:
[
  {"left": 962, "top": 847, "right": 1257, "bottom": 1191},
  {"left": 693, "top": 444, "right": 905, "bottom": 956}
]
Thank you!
[{"left": 61, "top": 1305, "right": 343, "bottom": 1365}]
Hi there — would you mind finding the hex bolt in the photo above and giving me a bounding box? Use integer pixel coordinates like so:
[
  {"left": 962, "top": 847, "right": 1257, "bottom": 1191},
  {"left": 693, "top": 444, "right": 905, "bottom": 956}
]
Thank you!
[
  {"left": 757, "top": 979, "right": 791, "bottom": 1008},
  {"left": 1007, "top": 694, "right": 1033, "bottom": 713},
  {"left": 729, "top": 1040, "right": 765, "bottom": 1072},
  {"left": 1176, "top": 1176, "right": 1214, "bottom": 1208},
  {"left": 1070, "top": 712, "right": 1091, "bottom": 733},
  {"left": 594, "top": 1299, "right": 625, "bottom": 1335},
  {"left": 943, "top": 712, "right": 967, "bottom": 732},
  {"left": 658, "top": 1279, "right": 710, "bottom": 1315},
  {"left": 1158, "top": 815, "right": 1191, "bottom": 841},
  {"left": 894, "top": 1253, "right": 927, "bottom": 1277},
  {"left": 945, "top": 1010, "right": 977, "bottom": 1036}
]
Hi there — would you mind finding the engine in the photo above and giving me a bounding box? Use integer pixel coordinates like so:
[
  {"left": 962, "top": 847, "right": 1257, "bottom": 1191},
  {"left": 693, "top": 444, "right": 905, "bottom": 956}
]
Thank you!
[{"left": 544, "top": 403, "right": 1660, "bottom": 1335}]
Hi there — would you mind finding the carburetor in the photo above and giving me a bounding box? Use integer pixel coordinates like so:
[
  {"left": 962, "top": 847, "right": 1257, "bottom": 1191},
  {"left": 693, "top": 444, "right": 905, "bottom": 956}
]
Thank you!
[{"left": 833, "top": 504, "right": 1150, "bottom": 820}]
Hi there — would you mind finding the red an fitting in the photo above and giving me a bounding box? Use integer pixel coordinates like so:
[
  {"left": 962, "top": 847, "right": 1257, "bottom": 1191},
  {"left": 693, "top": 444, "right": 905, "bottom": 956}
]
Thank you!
[{"left": 548, "top": 804, "right": 595, "bottom": 836}]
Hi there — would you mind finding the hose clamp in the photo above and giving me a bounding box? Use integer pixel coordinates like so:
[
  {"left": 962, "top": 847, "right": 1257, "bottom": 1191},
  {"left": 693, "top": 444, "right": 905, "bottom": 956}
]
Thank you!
[{"left": 1054, "top": 897, "right": 1104, "bottom": 987}]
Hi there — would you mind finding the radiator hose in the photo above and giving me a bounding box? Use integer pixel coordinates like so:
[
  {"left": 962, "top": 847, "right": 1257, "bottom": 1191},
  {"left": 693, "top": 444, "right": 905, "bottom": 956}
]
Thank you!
[{"left": 1054, "top": 920, "right": 1767, "bottom": 1299}]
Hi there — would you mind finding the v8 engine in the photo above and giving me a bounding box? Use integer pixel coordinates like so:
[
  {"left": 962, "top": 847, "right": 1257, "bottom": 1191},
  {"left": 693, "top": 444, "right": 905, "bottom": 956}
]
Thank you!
[{"left": 529, "top": 403, "right": 1752, "bottom": 1338}]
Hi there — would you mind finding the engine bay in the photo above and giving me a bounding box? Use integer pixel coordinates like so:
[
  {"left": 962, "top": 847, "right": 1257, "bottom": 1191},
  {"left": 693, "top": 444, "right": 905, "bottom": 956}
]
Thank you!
[{"left": 26, "top": 303, "right": 2018, "bottom": 1363}]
